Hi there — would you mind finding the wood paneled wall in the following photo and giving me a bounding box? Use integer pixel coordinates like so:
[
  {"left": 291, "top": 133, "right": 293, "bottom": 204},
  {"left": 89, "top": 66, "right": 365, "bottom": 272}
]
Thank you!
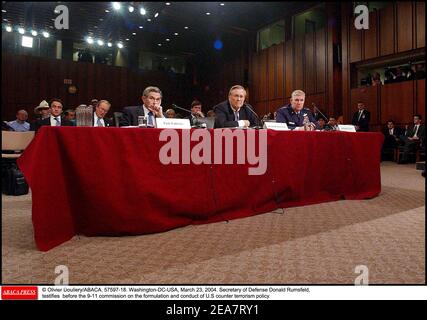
[
  {"left": 249, "top": 25, "right": 336, "bottom": 118},
  {"left": 342, "top": 2, "right": 425, "bottom": 132},
  {"left": 2, "top": 53, "right": 192, "bottom": 121}
]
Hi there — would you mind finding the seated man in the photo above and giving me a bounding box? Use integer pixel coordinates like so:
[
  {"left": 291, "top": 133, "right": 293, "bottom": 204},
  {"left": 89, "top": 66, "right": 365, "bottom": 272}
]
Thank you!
[
  {"left": 7, "top": 109, "right": 30, "bottom": 132},
  {"left": 276, "top": 89, "right": 318, "bottom": 130},
  {"left": 186, "top": 100, "right": 205, "bottom": 125},
  {"left": 120, "top": 86, "right": 164, "bottom": 127},
  {"left": 93, "top": 100, "right": 113, "bottom": 127},
  {"left": 64, "top": 109, "right": 76, "bottom": 126},
  {"left": 165, "top": 109, "right": 177, "bottom": 118},
  {"left": 317, "top": 117, "right": 326, "bottom": 131},
  {"left": 213, "top": 85, "right": 258, "bottom": 128},
  {"left": 324, "top": 116, "right": 339, "bottom": 131},
  {"left": 398, "top": 114, "right": 425, "bottom": 164},
  {"left": 382, "top": 120, "right": 403, "bottom": 160},
  {"left": 33, "top": 98, "right": 73, "bottom": 132}
]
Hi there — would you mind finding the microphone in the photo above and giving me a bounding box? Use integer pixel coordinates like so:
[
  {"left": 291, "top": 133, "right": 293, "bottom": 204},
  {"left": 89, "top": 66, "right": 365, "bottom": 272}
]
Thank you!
[
  {"left": 312, "top": 103, "right": 328, "bottom": 121},
  {"left": 172, "top": 103, "right": 192, "bottom": 114},
  {"left": 244, "top": 103, "right": 263, "bottom": 129}
]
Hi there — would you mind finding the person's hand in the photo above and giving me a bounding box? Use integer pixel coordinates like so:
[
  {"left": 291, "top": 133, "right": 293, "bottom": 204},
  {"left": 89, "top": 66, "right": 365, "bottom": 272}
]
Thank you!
[
  {"left": 152, "top": 105, "right": 163, "bottom": 117},
  {"left": 243, "top": 120, "right": 250, "bottom": 128},
  {"left": 355, "top": 125, "right": 360, "bottom": 131},
  {"left": 195, "top": 111, "right": 205, "bottom": 118}
]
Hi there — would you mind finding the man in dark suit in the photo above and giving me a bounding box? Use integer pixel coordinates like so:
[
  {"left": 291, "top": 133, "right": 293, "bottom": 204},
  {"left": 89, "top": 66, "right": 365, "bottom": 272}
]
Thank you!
[
  {"left": 351, "top": 102, "right": 371, "bottom": 132},
  {"left": 398, "top": 114, "right": 425, "bottom": 164},
  {"left": 213, "top": 85, "right": 258, "bottom": 128},
  {"left": 186, "top": 100, "right": 205, "bottom": 125},
  {"left": 33, "top": 98, "right": 73, "bottom": 132},
  {"left": 120, "top": 86, "right": 164, "bottom": 127},
  {"left": 276, "top": 89, "right": 319, "bottom": 130},
  {"left": 382, "top": 120, "right": 403, "bottom": 160},
  {"left": 93, "top": 100, "right": 113, "bottom": 127}
]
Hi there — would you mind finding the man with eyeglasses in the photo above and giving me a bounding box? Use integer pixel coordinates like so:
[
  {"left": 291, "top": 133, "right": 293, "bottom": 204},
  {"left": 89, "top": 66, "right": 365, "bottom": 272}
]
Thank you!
[{"left": 120, "top": 86, "right": 164, "bottom": 127}]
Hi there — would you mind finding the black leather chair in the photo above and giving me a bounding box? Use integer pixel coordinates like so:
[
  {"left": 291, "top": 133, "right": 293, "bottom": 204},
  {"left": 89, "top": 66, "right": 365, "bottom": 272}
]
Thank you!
[{"left": 113, "top": 112, "right": 123, "bottom": 127}]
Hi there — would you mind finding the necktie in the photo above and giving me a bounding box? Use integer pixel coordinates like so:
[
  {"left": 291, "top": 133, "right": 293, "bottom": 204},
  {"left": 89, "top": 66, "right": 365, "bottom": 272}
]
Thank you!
[
  {"left": 358, "top": 111, "right": 363, "bottom": 121},
  {"left": 234, "top": 111, "right": 239, "bottom": 121},
  {"left": 147, "top": 111, "right": 154, "bottom": 126},
  {"left": 54, "top": 117, "right": 60, "bottom": 126},
  {"left": 389, "top": 129, "right": 393, "bottom": 135},
  {"left": 97, "top": 118, "right": 103, "bottom": 127}
]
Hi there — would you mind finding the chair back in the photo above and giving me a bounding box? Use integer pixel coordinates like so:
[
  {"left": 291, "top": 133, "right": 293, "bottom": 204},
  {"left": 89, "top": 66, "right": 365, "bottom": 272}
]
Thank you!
[
  {"left": 113, "top": 112, "right": 123, "bottom": 127},
  {"left": 2, "top": 131, "right": 35, "bottom": 151}
]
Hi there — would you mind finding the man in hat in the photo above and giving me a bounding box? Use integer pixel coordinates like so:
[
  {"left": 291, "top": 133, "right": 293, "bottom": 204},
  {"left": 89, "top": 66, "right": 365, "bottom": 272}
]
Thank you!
[
  {"left": 30, "top": 100, "right": 51, "bottom": 130},
  {"left": 32, "top": 98, "right": 74, "bottom": 132}
]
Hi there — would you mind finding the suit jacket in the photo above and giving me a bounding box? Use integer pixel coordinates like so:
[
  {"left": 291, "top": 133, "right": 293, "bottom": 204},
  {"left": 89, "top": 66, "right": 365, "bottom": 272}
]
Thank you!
[
  {"left": 405, "top": 124, "right": 425, "bottom": 140},
  {"left": 92, "top": 113, "right": 113, "bottom": 127},
  {"left": 213, "top": 100, "right": 258, "bottom": 128},
  {"left": 351, "top": 109, "right": 371, "bottom": 132},
  {"left": 120, "top": 105, "right": 146, "bottom": 127},
  {"left": 382, "top": 126, "right": 403, "bottom": 148},
  {"left": 32, "top": 116, "right": 73, "bottom": 132}
]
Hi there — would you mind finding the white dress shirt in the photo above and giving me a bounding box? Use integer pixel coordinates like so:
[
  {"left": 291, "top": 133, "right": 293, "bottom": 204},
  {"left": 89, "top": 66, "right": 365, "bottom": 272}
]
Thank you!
[
  {"left": 50, "top": 115, "right": 61, "bottom": 126},
  {"left": 93, "top": 113, "right": 105, "bottom": 127}
]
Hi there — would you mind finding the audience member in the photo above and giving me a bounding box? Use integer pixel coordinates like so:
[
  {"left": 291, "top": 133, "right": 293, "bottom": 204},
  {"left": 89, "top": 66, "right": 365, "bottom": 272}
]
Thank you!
[
  {"left": 64, "top": 109, "right": 76, "bottom": 125},
  {"left": 325, "top": 116, "right": 339, "bottom": 131},
  {"left": 187, "top": 100, "right": 205, "bottom": 125},
  {"left": 33, "top": 100, "right": 50, "bottom": 120},
  {"left": 165, "top": 109, "right": 177, "bottom": 118},
  {"left": 351, "top": 102, "right": 370, "bottom": 132},
  {"left": 317, "top": 117, "right": 326, "bottom": 130},
  {"left": 32, "top": 98, "right": 73, "bottom": 132},
  {"left": 371, "top": 72, "right": 382, "bottom": 86},
  {"left": 7, "top": 109, "right": 30, "bottom": 132},
  {"left": 398, "top": 114, "right": 425, "bottom": 164}
]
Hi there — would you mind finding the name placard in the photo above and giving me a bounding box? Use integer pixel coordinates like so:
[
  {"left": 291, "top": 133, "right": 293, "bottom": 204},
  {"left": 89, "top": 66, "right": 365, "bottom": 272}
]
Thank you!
[
  {"left": 263, "top": 122, "right": 289, "bottom": 131},
  {"left": 338, "top": 124, "right": 356, "bottom": 132},
  {"left": 156, "top": 118, "right": 191, "bottom": 129}
]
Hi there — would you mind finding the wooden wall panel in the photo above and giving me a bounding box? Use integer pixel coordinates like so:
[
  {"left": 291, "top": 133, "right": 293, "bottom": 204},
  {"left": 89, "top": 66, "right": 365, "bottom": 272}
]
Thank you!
[
  {"left": 364, "top": 10, "right": 378, "bottom": 60},
  {"left": 294, "top": 38, "right": 304, "bottom": 90},
  {"left": 416, "top": 79, "right": 425, "bottom": 120},
  {"left": 315, "top": 28, "right": 326, "bottom": 93},
  {"left": 380, "top": 81, "right": 414, "bottom": 124},
  {"left": 349, "top": 17, "right": 363, "bottom": 62},
  {"left": 268, "top": 46, "right": 276, "bottom": 100},
  {"left": 416, "top": 2, "right": 425, "bottom": 48},
  {"left": 304, "top": 32, "right": 316, "bottom": 95},
  {"left": 250, "top": 54, "right": 259, "bottom": 103},
  {"left": 284, "top": 40, "right": 294, "bottom": 98},
  {"left": 379, "top": 4, "right": 395, "bottom": 56},
  {"left": 268, "top": 99, "right": 284, "bottom": 115},
  {"left": 396, "top": 2, "right": 413, "bottom": 52},
  {"left": 304, "top": 93, "right": 326, "bottom": 114},
  {"left": 350, "top": 86, "right": 379, "bottom": 126},
  {"left": 259, "top": 49, "right": 268, "bottom": 101},
  {"left": 276, "top": 44, "right": 284, "bottom": 99}
]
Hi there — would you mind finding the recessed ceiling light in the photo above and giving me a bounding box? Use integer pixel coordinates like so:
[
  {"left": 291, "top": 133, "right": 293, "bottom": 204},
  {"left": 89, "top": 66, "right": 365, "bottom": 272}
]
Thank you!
[
  {"left": 99, "top": 18, "right": 103, "bottom": 21},
  {"left": 158, "top": 43, "right": 162, "bottom": 46},
  {"left": 126, "top": 38, "right": 129, "bottom": 41},
  {"left": 165, "top": 2, "right": 171, "bottom": 5},
  {"left": 42, "top": 31, "right": 50, "bottom": 38},
  {"left": 3, "top": 18, "right": 7, "bottom": 21},
  {"left": 97, "top": 39, "right": 104, "bottom": 46},
  {"left": 117, "top": 42, "right": 123, "bottom": 48},
  {"left": 86, "top": 37, "right": 94, "bottom": 44},
  {"left": 206, "top": 12, "right": 211, "bottom": 15},
  {"left": 105, "top": 9, "right": 110, "bottom": 13},
  {"left": 132, "top": 32, "right": 136, "bottom": 35},
  {"left": 18, "top": 27, "right": 25, "bottom": 34},
  {"left": 128, "top": 6, "right": 134, "bottom": 13},
  {"left": 112, "top": 2, "right": 121, "bottom": 10},
  {"left": 184, "top": 26, "right": 189, "bottom": 29},
  {"left": 154, "top": 12, "right": 159, "bottom": 18},
  {"left": 166, "top": 38, "right": 170, "bottom": 41},
  {"left": 147, "top": 18, "right": 151, "bottom": 22},
  {"left": 5, "top": 25, "right": 12, "bottom": 32},
  {"left": 107, "top": 42, "right": 112, "bottom": 47},
  {"left": 139, "top": 26, "right": 143, "bottom": 29},
  {"left": 31, "top": 30, "right": 38, "bottom": 36},
  {"left": 220, "top": 3, "right": 225, "bottom": 6},
  {"left": 174, "top": 32, "right": 178, "bottom": 36},
  {"left": 140, "top": 7, "right": 146, "bottom": 15},
  {"left": 2, "top": 9, "right": 6, "bottom": 13}
]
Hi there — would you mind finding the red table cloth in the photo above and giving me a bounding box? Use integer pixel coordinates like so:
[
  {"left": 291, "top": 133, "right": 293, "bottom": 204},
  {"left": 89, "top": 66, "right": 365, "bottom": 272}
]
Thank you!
[{"left": 17, "top": 127, "right": 384, "bottom": 251}]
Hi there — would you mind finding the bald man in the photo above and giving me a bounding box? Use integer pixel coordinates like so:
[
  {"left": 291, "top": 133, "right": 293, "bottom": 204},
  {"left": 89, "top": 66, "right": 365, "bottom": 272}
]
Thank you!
[{"left": 8, "top": 110, "right": 30, "bottom": 132}]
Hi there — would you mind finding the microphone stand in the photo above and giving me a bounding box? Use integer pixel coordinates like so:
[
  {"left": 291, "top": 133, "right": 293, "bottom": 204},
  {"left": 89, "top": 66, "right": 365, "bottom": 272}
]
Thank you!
[
  {"left": 172, "top": 104, "right": 205, "bottom": 128},
  {"left": 244, "top": 104, "right": 263, "bottom": 129}
]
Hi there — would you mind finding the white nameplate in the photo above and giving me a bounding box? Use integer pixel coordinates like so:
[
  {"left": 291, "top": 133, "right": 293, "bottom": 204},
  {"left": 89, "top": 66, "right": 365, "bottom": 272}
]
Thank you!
[
  {"left": 263, "top": 122, "right": 289, "bottom": 131},
  {"left": 156, "top": 118, "right": 191, "bottom": 129},
  {"left": 338, "top": 124, "right": 356, "bottom": 132}
]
